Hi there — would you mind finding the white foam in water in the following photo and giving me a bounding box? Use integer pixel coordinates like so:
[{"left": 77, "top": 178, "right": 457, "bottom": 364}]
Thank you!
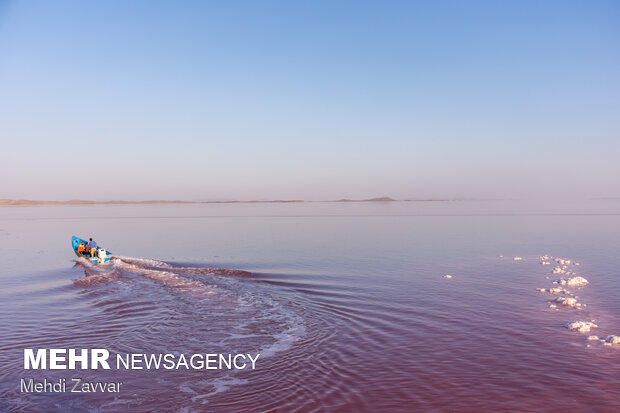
[
  {"left": 553, "top": 276, "right": 589, "bottom": 287},
  {"left": 513, "top": 257, "right": 522, "bottom": 261},
  {"left": 115, "top": 259, "right": 217, "bottom": 296},
  {"left": 566, "top": 321, "right": 598, "bottom": 333},
  {"left": 117, "top": 256, "right": 172, "bottom": 268},
  {"left": 587, "top": 335, "right": 599, "bottom": 341},
  {"left": 190, "top": 377, "right": 250, "bottom": 403},
  {"left": 258, "top": 322, "right": 306, "bottom": 358},
  {"left": 443, "top": 274, "right": 452, "bottom": 279}
]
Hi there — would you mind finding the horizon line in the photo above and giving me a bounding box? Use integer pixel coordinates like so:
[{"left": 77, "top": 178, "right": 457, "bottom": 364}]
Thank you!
[{"left": 0, "top": 196, "right": 469, "bottom": 207}]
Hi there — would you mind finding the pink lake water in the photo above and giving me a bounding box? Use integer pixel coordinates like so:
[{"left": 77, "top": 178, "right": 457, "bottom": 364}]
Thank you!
[{"left": 0, "top": 200, "right": 619, "bottom": 412}]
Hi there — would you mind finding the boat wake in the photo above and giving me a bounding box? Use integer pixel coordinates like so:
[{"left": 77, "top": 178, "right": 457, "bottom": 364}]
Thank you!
[
  {"left": 73, "top": 256, "right": 251, "bottom": 287},
  {"left": 64, "top": 255, "right": 305, "bottom": 409}
]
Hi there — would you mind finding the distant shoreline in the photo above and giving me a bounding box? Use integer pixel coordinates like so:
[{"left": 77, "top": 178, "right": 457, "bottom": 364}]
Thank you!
[{"left": 0, "top": 197, "right": 459, "bottom": 207}]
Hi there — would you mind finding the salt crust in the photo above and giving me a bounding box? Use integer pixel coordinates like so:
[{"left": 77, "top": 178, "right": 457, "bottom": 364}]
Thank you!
[
  {"left": 553, "top": 276, "right": 588, "bottom": 287},
  {"left": 566, "top": 321, "right": 597, "bottom": 333},
  {"left": 553, "top": 297, "right": 581, "bottom": 308}
]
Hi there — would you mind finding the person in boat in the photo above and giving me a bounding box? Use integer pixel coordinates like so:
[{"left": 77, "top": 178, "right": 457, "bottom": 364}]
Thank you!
[
  {"left": 84, "top": 243, "right": 91, "bottom": 255},
  {"left": 88, "top": 238, "right": 98, "bottom": 257},
  {"left": 77, "top": 242, "right": 86, "bottom": 255}
]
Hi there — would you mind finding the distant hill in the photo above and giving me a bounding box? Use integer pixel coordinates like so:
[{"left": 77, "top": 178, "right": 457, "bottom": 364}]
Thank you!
[{"left": 365, "top": 197, "right": 396, "bottom": 202}]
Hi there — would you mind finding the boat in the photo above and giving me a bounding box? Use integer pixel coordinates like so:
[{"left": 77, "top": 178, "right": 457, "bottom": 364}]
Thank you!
[{"left": 71, "top": 236, "right": 113, "bottom": 264}]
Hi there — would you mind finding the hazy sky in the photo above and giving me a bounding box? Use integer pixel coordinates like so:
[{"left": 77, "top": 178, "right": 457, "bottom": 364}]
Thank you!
[{"left": 1, "top": 0, "right": 618, "bottom": 201}]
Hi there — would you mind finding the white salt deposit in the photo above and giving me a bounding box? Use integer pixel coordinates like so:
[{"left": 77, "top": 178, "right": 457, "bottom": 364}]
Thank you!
[
  {"left": 537, "top": 287, "right": 571, "bottom": 295},
  {"left": 443, "top": 274, "right": 452, "bottom": 279},
  {"left": 513, "top": 257, "right": 522, "bottom": 261},
  {"left": 554, "top": 276, "right": 589, "bottom": 287},
  {"left": 566, "top": 321, "right": 598, "bottom": 333},
  {"left": 554, "top": 297, "right": 581, "bottom": 307},
  {"left": 534, "top": 256, "right": 610, "bottom": 346}
]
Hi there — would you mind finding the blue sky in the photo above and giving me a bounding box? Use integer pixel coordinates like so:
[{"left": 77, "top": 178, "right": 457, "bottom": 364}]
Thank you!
[{"left": 0, "top": 0, "right": 618, "bottom": 200}]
